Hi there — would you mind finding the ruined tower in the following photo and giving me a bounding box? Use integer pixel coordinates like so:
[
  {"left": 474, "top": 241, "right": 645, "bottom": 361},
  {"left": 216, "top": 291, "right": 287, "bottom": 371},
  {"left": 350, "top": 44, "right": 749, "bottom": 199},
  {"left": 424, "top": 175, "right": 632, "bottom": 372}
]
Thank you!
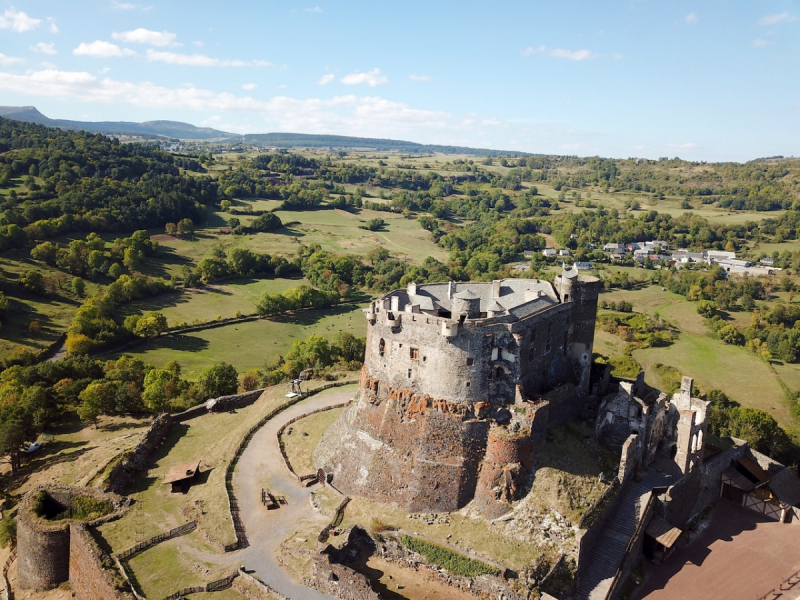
[{"left": 315, "top": 276, "right": 601, "bottom": 514}]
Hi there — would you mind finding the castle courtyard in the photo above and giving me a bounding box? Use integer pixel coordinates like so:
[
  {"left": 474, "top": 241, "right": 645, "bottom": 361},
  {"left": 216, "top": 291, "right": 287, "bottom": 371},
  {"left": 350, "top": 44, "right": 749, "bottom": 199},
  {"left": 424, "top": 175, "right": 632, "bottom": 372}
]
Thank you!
[{"left": 634, "top": 500, "right": 800, "bottom": 600}]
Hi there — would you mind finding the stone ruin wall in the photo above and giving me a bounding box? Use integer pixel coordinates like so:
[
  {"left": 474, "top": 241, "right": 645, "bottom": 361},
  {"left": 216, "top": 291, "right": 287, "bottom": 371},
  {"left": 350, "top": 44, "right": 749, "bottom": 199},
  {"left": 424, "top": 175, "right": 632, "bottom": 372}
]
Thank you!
[
  {"left": 16, "top": 485, "right": 131, "bottom": 596},
  {"left": 69, "top": 523, "right": 135, "bottom": 600},
  {"left": 105, "top": 413, "right": 173, "bottom": 494}
]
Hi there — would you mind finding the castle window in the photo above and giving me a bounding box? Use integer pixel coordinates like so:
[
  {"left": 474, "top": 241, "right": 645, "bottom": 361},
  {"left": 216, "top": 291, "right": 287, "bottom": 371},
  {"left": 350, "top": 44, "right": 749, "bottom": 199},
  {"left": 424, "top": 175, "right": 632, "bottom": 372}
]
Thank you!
[
  {"left": 466, "top": 381, "right": 471, "bottom": 387},
  {"left": 547, "top": 322, "right": 552, "bottom": 334},
  {"left": 546, "top": 338, "right": 552, "bottom": 353},
  {"left": 466, "top": 357, "right": 474, "bottom": 366},
  {"left": 564, "top": 294, "right": 569, "bottom": 303},
  {"left": 487, "top": 370, "right": 493, "bottom": 380},
  {"left": 410, "top": 348, "right": 419, "bottom": 360},
  {"left": 407, "top": 369, "right": 412, "bottom": 378},
  {"left": 575, "top": 323, "right": 581, "bottom": 330},
  {"left": 423, "top": 356, "right": 427, "bottom": 362},
  {"left": 528, "top": 345, "right": 535, "bottom": 362},
  {"left": 379, "top": 339, "right": 386, "bottom": 356},
  {"left": 496, "top": 367, "right": 503, "bottom": 378},
  {"left": 372, "top": 381, "right": 379, "bottom": 393}
]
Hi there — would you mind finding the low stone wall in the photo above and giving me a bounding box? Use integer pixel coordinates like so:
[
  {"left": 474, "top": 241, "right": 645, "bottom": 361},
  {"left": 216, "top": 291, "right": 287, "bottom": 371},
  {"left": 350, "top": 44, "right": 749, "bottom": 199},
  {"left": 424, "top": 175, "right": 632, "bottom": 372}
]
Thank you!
[
  {"left": 223, "top": 380, "right": 357, "bottom": 551},
  {"left": 573, "top": 479, "right": 622, "bottom": 596},
  {"left": 234, "top": 567, "right": 291, "bottom": 600},
  {"left": 311, "top": 527, "right": 380, "bottom": 600},
  {"left": 277, "top": 401, "right": 353, "bottom": 480},
  {"left": 105, "top": 414, "right": 173, "bottom": 494},
  {"left": 69, "top": 524, "right": 136, "bottom": 600},
  {"left": 172, "top": 389, "right": 265, "bottom": 423}
]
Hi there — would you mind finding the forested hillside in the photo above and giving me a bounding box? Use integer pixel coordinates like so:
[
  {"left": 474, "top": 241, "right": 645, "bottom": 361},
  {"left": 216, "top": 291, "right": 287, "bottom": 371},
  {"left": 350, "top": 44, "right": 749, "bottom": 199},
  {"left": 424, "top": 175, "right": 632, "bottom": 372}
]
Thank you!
[{"left": 0, "top": 117, "right": 218, "bottom": 250}]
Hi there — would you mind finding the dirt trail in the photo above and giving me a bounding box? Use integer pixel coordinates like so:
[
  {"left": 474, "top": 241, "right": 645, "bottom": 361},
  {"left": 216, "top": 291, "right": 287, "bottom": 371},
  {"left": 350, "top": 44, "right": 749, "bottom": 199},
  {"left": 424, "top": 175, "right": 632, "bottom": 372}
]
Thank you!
[{"left": 233, "top": 388, "right": 355, "bottom": 599}]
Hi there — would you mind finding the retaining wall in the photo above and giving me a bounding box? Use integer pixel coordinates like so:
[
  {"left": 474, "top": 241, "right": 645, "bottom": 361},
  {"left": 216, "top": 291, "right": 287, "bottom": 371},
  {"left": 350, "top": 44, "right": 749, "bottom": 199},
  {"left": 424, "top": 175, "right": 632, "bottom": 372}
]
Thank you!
[{"left": 105, "top": 414, "right": 173, "bottom": 494}]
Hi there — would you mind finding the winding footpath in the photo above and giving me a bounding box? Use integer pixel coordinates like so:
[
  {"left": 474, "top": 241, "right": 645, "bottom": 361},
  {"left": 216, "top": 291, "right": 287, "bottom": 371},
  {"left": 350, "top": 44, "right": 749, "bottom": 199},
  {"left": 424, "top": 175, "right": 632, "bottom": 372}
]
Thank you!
[{"left": 233, "top": 387, "right": 356, "bottom": 600}]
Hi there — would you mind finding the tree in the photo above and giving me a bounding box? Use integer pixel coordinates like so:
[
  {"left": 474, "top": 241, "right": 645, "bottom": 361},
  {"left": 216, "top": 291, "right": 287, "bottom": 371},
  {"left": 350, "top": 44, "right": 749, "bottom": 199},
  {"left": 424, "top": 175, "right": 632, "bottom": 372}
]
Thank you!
[
  {"left": 133, "top": 312, "right": 168, "bottom": 338},
  {"left": 142, "top": 369, "right": 177, "bottom": 413},
  {"left": 177, "top": 218, "right": 195, "bottom": 237},
  {"left": 240, "top": 370, "right": 262, "bottom": 392},
  {"left": 72, "top": 277, "right": 86, "bottom": 298},
  {"left": 20, "top": 270, "right": 46, "bottom": 295},
  {"left": 165, "top": 222, "right": 177, "bottom": 236},
  {"left": 197, "top": 363, "right": 239, "bottom": 399},
  {"left": 78, "top": 388, "right": 102, "bottom": 428},
  {"left": 108, "top": 263, "right": 124, "bottom": 280},
  {"left": 332, "top": 332, "right": 366, "bottom": 363},
  {"left": 697, "top": 300, "right": 717, "bottom": 318},
  {"left": 65, "top": 333, "right": 94, "bottom": 356}
]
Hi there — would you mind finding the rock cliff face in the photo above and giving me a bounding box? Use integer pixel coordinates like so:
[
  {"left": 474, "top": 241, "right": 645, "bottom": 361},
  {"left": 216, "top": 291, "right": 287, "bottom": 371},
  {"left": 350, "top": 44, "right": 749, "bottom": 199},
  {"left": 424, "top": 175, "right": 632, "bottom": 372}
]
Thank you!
[{"left": 315, "top": 276, "right": 598, "bottom": 514}]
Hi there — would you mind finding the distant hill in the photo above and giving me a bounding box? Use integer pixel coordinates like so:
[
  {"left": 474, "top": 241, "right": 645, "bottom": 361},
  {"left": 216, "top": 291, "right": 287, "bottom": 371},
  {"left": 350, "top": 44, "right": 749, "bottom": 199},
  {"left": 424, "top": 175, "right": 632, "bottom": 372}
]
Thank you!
[
  {"left": 0, "top": 106, "right": 235, "bottom": 140},
  {"left": 242, "top": 132, "right": 534, "bottom": 157},
  {"left": 0, "top": 106, "right": 534, "bottom": 155}
]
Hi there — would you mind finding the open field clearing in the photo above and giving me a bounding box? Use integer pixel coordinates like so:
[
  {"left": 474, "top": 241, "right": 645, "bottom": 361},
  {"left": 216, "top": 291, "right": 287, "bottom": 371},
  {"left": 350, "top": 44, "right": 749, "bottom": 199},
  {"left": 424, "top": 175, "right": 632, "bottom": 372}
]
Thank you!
[
  {"left": 599, "top": 285, "right": 797, "bottom": 426},
  {"left": 111, "top": 303, "right": 367, "bottom": 378},
  {"left": 2, "top": 415, "right": 151, "bottom": 496},
  {"left": 122, "top": 277, "right": 307, "bottom": 324}
]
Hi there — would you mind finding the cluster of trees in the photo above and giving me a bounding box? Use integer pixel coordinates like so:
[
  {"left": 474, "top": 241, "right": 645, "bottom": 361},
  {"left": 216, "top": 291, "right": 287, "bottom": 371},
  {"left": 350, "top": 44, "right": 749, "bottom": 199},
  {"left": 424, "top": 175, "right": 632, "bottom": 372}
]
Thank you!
[
  {"left": 30, "top": 230, "right": 158, "bottom": 281},
  {"left": 0, "top": 118, "right": 218, "bottom": 250},
  {"left": 597, "top": 310, "right": 676, "bottom": 349},
  {"left": 65, "top": 274, "right": 173, "bottom": 355},
  {"left": 0, "top": 354, "right": 249, "bottom": 473},
  {"left": 263, "top": 332, "right": 365, "bottom": 384},
  {"left": 256, "top": 285, "right": 341, "bottom": 316},
  {"left": 188, "top": 246, "right": 300, "bottom": 286},
  {"left": 706, "top": 389, "right": 793, "bottom": 463}
]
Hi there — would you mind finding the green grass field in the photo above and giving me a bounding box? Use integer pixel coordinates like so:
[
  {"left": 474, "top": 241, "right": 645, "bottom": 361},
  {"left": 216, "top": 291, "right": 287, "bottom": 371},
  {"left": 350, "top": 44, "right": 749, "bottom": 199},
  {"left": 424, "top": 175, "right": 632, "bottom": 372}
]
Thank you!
[
  {"left": 281, "top": 406, "right": 346, "bottom": 475},
  {"left": 112, "top": 303, "right": 368, "bottom": 378},
  {"left": 122, "top": 277, "right": 307, "bottom": 325},
  {"left": 599, "top": 285, "right": 798, "bottom": 427}
]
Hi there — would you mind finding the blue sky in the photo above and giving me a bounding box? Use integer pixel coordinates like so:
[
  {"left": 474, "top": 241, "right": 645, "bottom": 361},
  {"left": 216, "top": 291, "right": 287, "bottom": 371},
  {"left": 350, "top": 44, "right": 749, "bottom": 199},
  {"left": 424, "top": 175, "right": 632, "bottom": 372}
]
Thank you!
[{"left": 0, "top": 1, "right": 798, "bottom": 161}]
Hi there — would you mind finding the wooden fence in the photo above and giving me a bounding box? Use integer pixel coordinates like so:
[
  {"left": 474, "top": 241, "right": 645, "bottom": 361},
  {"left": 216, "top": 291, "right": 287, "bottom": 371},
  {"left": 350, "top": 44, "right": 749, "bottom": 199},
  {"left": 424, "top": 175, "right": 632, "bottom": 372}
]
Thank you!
[
  {"left": 116, "top": 521, "right": 197, "bottom": 560},
  {"left": 276, "top": 400, "right": 353, "bottom": 480},
  {"left": 161, "top": 570, "right": 239, "bottom": 600},
  {"left": 317, "top": 496, "right": 351, "bottom": 545},
  {"left": 223, "top": 380, "right": 357, "bottom": 551}
]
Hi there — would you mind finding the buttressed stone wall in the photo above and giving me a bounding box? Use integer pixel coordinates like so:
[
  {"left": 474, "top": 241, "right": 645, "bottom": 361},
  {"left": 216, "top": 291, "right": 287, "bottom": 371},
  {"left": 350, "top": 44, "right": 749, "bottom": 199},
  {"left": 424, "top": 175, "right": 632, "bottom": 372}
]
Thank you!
[{"left": 315, "top": 274, "right": 600, "bottom": 513}]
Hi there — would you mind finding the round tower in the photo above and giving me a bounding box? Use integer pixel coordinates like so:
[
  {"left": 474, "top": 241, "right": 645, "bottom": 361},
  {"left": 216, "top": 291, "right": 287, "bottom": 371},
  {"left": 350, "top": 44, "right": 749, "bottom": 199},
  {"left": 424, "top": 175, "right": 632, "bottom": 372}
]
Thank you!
[{"left": 452, "top": 289, "right": 481, "bottom": 319}]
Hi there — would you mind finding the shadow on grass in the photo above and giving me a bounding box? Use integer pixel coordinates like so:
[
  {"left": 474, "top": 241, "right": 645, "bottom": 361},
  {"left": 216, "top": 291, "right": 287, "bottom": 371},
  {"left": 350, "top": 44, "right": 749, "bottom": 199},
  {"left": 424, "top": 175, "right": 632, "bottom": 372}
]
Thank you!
[
  {"left": 99, "top": 419, "right": 151, "bottom": 433},
  {"left": 266, "top": 303, "right": 365, "bottom": 328},
  {"left": 149, "top": 334, "right": 210, "bottom": 354}
]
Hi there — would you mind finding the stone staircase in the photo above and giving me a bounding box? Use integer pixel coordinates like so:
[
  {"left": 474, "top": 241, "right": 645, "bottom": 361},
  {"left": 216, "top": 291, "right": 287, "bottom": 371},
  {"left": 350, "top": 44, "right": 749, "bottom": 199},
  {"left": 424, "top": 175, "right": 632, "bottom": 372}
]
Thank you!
[{"left": 576, "top": 480, "right": 652, "bottom": 600}]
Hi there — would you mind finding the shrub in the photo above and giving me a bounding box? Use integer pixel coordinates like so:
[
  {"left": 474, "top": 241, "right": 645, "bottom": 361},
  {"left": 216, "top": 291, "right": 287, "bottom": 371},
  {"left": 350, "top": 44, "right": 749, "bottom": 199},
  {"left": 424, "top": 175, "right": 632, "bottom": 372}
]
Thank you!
[{"left": 399, "top": 535, "right": 499, "bottom": 577}]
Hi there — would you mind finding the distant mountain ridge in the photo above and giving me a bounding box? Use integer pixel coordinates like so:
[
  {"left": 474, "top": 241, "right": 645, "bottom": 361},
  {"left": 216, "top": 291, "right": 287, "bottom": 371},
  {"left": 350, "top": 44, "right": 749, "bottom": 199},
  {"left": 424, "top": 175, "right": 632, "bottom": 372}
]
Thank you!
[
  {"left": 0, "top": 106, "right": 533, "bottom": 155},
  {"left": 0, "top": 106, "right": 234, "bottom": 140}
]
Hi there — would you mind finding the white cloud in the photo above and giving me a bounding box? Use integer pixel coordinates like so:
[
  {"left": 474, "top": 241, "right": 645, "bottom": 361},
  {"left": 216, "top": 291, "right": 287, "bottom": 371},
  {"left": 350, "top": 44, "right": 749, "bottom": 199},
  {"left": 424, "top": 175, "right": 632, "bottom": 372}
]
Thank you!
[
  {"left": 304, "top": 6, "right": 323, "bottom": 13},
  {"left": 522, "top": 45, "right": 595, "bottom": 60},
  {"left": 549, "top": 48, "right": 595, "bottom": 61},
  {"left": 242, "top": 83, "right": 257, "bottom": 90},
  {"left": 521, "top": 45, "right": 545, "bottom": 57},
  {"left": 612, "top": 53, "right": 624, "bottom": 60},
  {"left": 759, "top": 12, "right": 796, "bottom": 26},
  {"left": 409, "top": 74, "right": 430, "bottom": 81},
  {"left": 341, "top": 68, "right": 388, "bottom": 86},
  {"left": 685, "top": 12, "right": 697, "bottom": 24},
  {"left": 0, "top": 68, "right": 461, "bottom": 139},
  {"left": 111, "top": 1, "right": 151, "bottom": 10},
  {"left": 31, "top": 42, "right": 57, "bottom": 55},
  {"left": 192, "top": 40, "right": 204, "bottom": 47},
  {"left": 0, "top": 8, "right": 42, "bottom": 32},
  {"left": 753, "top": 39, "right": 769, "bottom": 47},
  {"left": 145, "top": 49, "right": 270, "bottom": 67},
  {"left": 74, "top": 41, "right": 136, "bottom": 58},
  {"left": 667, "top": 142, "right": 698, "bottom": 150},
  {"left": 113, "top": 28, "right": 178, "bottom": 47},
  {"left": 0, "top": 53, "right": 24, "bottom": 66},
  {"left": 47, "top": 18, "right": 58, "bottom": 34},
  {"left": 318, "top": 73, "right": 335, "bottom": 85}
]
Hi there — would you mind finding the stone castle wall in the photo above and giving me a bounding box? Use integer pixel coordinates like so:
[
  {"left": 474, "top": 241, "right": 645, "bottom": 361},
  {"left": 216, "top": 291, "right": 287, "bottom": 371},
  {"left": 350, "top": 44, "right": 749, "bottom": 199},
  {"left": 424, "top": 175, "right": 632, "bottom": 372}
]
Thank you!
[
  {"left": 16, "top": 486, "right": 130, "bottom": 594},
  {"left": 69, "top": 524, "right": 136, "bottom": 600}
]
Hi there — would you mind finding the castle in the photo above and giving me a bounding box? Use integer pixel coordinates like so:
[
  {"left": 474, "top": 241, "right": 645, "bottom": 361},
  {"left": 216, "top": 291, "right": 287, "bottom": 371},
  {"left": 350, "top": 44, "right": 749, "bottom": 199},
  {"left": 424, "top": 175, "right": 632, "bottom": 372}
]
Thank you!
[{"left": 315, "top": 269, "right": 602, "bottom": 516}]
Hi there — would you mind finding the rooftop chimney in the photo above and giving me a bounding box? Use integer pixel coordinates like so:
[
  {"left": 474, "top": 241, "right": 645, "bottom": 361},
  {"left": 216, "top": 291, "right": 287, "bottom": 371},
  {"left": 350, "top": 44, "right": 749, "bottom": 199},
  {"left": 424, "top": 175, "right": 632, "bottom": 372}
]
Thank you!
[
  {"left": 407, "top": 281, "right": 417, "bottom": 296},
  {"left": 492, "top": 279, "right": 502, "bottom": 298},
  {"left": 448, "top": 281, "right": 456, "bottom": 299}
]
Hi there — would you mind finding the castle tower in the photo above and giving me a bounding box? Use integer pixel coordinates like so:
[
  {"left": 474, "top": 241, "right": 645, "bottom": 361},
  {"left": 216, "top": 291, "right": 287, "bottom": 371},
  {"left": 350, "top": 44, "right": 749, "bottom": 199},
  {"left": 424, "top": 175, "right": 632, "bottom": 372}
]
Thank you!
[{"left": 554, "top": 267, "right": 600, "bottom": 394}]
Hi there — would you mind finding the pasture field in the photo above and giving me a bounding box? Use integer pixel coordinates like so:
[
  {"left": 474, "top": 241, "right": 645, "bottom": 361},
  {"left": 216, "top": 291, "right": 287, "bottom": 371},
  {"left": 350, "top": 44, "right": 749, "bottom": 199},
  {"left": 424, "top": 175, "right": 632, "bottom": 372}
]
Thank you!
[
  {"left": 121, "top": 277, "right": 307, "bottom": 325},
  {"left": 111, "top": 302, "right": 368, "bottom": 379},
  {"left": 598, "top": 285, "right": 798, "bottom": 427}
]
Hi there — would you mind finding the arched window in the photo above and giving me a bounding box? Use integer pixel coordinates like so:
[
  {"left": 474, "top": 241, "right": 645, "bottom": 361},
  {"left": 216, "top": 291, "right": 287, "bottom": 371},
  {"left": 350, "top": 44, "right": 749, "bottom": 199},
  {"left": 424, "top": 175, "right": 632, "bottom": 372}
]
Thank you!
[{"left": 378, "top": 338, "right": 386, "bottom": 356}]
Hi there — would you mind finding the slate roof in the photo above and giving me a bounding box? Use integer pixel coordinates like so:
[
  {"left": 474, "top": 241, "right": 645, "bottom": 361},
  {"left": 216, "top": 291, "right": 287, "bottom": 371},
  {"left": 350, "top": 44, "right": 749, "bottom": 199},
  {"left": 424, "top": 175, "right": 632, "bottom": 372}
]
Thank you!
[
  {"left": 399, "top": 279, "right": 559, "bottom": 315},
  {"left": 765, "top": 468, "right": 800, "bottom": 507}
]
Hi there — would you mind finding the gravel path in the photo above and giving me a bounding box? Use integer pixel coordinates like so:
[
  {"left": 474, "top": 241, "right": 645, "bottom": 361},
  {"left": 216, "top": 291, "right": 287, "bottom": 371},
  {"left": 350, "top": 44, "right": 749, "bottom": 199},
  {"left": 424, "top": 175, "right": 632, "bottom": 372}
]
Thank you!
[{"left": 233, "top": 388, "right": 356, "bottom": 599}]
